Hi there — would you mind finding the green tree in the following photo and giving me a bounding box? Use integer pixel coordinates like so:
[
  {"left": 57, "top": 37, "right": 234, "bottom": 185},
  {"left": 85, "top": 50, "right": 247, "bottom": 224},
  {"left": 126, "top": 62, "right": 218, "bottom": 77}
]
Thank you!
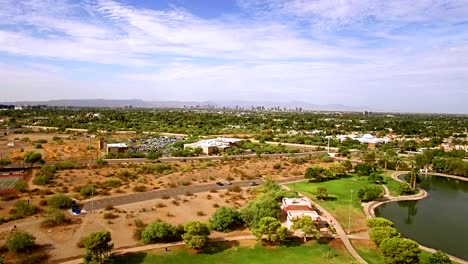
[
  {"left": 428, "top": 251, "right": 451, "bottom": 264},
  {"left": 354, "top": 163, "right": 375, "bottom": 176},
  {"left": 142, "top": 221, "right": 182, "bottom": 244},
  {"left": 209, "top": 207, "right": 243, "bottom": 232},
  {"left": 304, "top": 166, "right": 328, "bottom": 182},
  {"left": 48, "top": 194, "right": 73, "bottom": 209},
  {"left": 365, "top": 217, "right": 394, "bottom": 228},
  {"left": 241, "top": 196, "right": 280, "bottom": 228},
  {"left": 291, "top": 216, "right": 319, "bottom": 242},
  {"left": 0, "top": 159, "right": 11, "bottom": 169},
  {"left": 314, "top": 186, "right": 328, "bottom": 200},
  {"left": 380, "top": 237, "right": 421, "bottom": 264},
  {"left": 341, "top": 160, "right": 353, "bottom": 173},
  {"left": 6, "top": 231, "right": 36, "bottom": 253},
  {"left": 370, "top": 226, "right": 400, "bottom": 246},
  {"left": 368, "top": 172, "right": 384, "bottom": 183},
  {"left": 15, "top": 179, "right": 29, "bottom": 193},
  {"left": 357, "top": 186, "right": 383, "bottom": 201},
  {"left": 80, "top": 185, "right": 97, "bottom": 197},
  {"left": 23, "top": 152, "right": 43, "bottom": 167},
  {"left": 182, "top": 221, "right": 211, "bottom": 249},
  {"left": 399, "top": 183, "right": 416, "bottom": 195},
  {"left": 83, "top": 231, "right": 114, "bottom": 264},
  {"left": 362, "top": 151, "right": 377, "bottom": 165},
  {"left": 252, "top": 217, "right": 289, "bottom": 244}
]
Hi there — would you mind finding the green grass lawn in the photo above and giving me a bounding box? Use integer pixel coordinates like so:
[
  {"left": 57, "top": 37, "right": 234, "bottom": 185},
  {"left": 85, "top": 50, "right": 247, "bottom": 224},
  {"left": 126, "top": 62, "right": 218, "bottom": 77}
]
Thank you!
[
  {"left": 383, "top": 176, "right": 401, "bottom": 197},
  {"left": 113, "top": 240, "right": 354, "bottom": 264},
  {"left": 288, "top": 175, "right": 382, "bottom": 231},
  {"left": 351, "top": 240, "right": 384, "bottom": 264}
]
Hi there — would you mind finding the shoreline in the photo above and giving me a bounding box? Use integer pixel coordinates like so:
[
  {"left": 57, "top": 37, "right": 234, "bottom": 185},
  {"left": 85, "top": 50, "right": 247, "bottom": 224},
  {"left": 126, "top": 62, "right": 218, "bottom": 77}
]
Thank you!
[{"left": 365, "top": 171, "right": 468, "bottom": 264}]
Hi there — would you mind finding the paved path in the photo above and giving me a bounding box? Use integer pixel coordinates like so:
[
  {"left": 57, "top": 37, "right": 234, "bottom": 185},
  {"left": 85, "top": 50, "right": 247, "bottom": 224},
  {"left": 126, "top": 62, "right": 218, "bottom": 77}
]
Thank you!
[
  {"left": 281, "top": 184, "right": 367, "bottom": 264},
  {"left": 83, "top": 177, "right": 306, "bottom": 211}
]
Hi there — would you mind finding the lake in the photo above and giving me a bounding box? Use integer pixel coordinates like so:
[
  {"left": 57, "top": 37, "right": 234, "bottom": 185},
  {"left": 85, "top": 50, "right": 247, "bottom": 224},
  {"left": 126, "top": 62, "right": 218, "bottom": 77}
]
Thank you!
[{"left": 375, "top": 174, "right": 468, "bottom": 260}]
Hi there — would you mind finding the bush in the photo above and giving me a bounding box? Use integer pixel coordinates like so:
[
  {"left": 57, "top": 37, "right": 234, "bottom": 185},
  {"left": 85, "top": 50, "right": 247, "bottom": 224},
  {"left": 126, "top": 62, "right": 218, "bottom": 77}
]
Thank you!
[
  {"left": 47, "top": 194, "right": 73, "bottom": 209},
  {"left": 80, "top": 185, "right": 97, "bottom": 197},
  {"left": 96, "top": 159, "right": 108, "bottom": 166},
  {"left": 33, "top": 174, "right": 52, "bottom": 185},
  {"left": 15, "top": 180, "right": 29, "bottom": 193},
  {"left": 357, "top": 186, "right": 383, "bottom": 202},
  {"left": 228, "top": 185, "right": 242, "bottom": 193},
  {"left": 10, "top": 200, "right": 38, "bottom": 219},
  {"left": 34, "top": 143, "right": 43, "bottom": 149},
  {"left": 142, "top": 221, "right": 183, "bottom": 244},
  {"left": 290, "top": 157, "right": 306, "bottom": 164},
  {"left": 56, "top": 160, "right": 78, "bottom": 170},
  {"left": 368, "top": 172, "right": 384, "bottom": 183},
  {"left": 380, "top": 237, "right": 421, "bottom": 264},
  {"left": 6, "top": 231, "right": 36, "bottom": 253},
  {"left": 399, "top": 183, "right": 416, "bottom": 195},
  {"left": 273, "top": 163, "right": 282, "bottom": 170},
  {"left": 118, "top": 170, "right": 137, "bottom": 180},
  {"left": 104, "top": 179, "right": 122, "bottom": 188},
  {"left": 103, "top": 212, "right": 119, "bottom": 219},
  {"left": 428, "top": 251, "right": 451, "bottom": 264},
  {"left": 370, "top": 226, "right": 400, "bottom": 246},
  {"left": 365, "top": 217, "right": 394, "bottom": 228},
  {"left": 354, "top": 163, "right": 375, "bottom": 176},
  {"left": 209, "top": 207, "right": 243, "bottom": 232},
  {"left": 133, "top": 185, "right": 147, "bottom": 192},
  {"left": 41, "top": 209, "right": 70, "bottom": 227}
]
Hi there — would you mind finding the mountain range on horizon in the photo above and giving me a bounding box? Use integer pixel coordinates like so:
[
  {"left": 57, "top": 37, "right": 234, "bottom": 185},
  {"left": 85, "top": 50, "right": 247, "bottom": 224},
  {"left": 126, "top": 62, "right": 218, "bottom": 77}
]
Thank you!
[{"left": 0, "top": 99, "right": 374, "bottom": 112}]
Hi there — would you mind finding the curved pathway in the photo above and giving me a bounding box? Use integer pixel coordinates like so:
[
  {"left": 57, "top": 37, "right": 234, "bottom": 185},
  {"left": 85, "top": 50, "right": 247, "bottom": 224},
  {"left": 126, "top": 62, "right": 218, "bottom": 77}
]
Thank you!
[
  {"left": 281, "top": 185, "right": 367, "bottom": 264},
  {"left": 364, "top": 171, "right": 467, "bottom": 264}
]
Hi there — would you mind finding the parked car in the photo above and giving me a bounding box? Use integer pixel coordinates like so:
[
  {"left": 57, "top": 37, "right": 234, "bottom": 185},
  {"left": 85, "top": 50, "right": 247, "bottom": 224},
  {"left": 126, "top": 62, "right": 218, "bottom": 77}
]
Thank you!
[
  {"left": 216, "top": 182, "right": 224, "bottom": 186},
  {"left": 250, "top": 182, "right": 258, "bottom": 186},
  {"left": 225, "top": 181, "right": 232, "bottom": 185}
]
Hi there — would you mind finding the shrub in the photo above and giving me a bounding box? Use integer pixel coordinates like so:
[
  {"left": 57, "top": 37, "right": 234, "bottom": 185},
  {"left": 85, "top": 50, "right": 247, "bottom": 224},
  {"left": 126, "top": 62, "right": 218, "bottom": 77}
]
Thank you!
[
  {"left": 273, "top": 163, "right": 282, "bottom": 170},
  {"left": 142, "top": 221, "right": 183, "bottom": 244},
  {"left": 133, "top": 185, "right": 147, "bottom": 192},
  {"left": 370, "top": 226, "right": 400, "bottom": 246},
  {"left": 291, "top": 157, "right": 306, "bottom": 164},
  {"left": 10, "top": 200, "right": 38, "bottom": 219},
  {"left": 357, "top": 186, "right": 383, "bottom": 202},
  {"left": 15, "top": 180, "right": 29, "bottom": 193},
  {"left": 399, "top": 183, "right": 416, "bottom": 195},
  {"left": 33, "top": 174, "right": 52, "bottom": 185},
  {"left": 104, "top": 205, "right": 114, "bottom": 211},
  {"left": 41, "top": 209, "right": 70, "bottom": 227},
  {"left": 209, "top": 207, "right": 243, "bottom": 232},
  {"left": 380, "top": 237, "right": 421, "bottom": 264},
  {"left": 34, "top": 143, "right": 43, "bottom": 149},
  {"left": 119, "top": 170, "right": 137, "bottom": 179},
  {"left": 366, "top": 217, "right": 394, "bottom": 228},
  {"left": 96, "top": 159, "right": 108, "bottom": 166},
  {"left": 182, "top": 221, "right": 210, "bottom": 249},
  {"left": 196, "top": 211, "right": 205, "bottom": 216},
  {"left": 56, "top": 160, "right": 78, "bottom": 170},
  {"left": 48, "top": 194, "right": 73, "bottom": 209},
  {"left": 80, "top": 185, "right": 97, "bottom": 197},
  {"left": 105, "top": 179, "right": 122, "bottom": 188},
  {"left": 103, "top": 212, "right": 119, "bottom": 219},
  {"left": 228, "top": 185, "right": 242, "bottom": 193},
  {"left": 354, "top": 163, "right": 376, "bottom": 176},
  {"left": 428, "top": 251, "right": 451, "bottom": 264},
  {"left": 6, "top": 231, "right": 36, "bottom": 253}
]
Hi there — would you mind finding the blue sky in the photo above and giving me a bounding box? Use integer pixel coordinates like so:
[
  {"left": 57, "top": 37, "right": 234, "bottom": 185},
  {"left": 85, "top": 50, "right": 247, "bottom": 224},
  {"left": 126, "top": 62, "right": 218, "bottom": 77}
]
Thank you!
[{"left": 0, "top": 0, "right": 468, "bottom": 113}]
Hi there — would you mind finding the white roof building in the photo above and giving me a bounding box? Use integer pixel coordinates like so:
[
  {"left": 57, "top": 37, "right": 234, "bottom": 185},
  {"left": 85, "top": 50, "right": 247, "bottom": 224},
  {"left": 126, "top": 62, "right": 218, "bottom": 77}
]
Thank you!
[
  {"left": 107, "top": 143, "right": 128, "bottom": 148},
  {"left": 355, "top": 134, "right": 390, "bottom": 144}
]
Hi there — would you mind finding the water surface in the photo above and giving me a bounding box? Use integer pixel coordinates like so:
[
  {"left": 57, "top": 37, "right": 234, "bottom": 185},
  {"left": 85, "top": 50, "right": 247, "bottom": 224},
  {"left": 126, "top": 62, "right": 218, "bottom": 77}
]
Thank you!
[{"left": 375, "top": 175, "right": 468, "bottom": 260}]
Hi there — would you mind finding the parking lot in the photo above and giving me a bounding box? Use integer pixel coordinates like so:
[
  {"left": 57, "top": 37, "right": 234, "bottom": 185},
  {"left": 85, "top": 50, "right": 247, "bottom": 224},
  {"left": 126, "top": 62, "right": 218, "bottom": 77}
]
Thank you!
[{"left": 128, "top": 136, "right": 184, "bottom": 153}]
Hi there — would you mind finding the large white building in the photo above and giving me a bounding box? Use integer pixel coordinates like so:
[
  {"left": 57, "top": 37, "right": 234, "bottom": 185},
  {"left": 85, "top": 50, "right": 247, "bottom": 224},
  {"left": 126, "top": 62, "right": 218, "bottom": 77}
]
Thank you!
[
  {"left": 355, "top": 134, "right": 390, "bottom": 144},
  {"left": 184, "top": 137, "right": 244, "bottom": 155}
]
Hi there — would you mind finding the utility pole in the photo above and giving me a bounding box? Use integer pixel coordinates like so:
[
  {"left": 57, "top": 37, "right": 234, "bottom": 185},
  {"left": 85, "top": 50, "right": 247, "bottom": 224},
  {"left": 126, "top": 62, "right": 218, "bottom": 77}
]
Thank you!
[
  {"left": 91, "top": 185, "right": 94, "bottom": 213},
  {"left": 348, "top": 189, "right": 353, "bottom": 234}
]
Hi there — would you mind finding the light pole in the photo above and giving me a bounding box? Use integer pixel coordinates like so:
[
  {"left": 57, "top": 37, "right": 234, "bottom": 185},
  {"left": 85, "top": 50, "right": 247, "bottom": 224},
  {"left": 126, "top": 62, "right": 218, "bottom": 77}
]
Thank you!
[{"left": 348, "top": 189, "right": 353, "bottom": 234}]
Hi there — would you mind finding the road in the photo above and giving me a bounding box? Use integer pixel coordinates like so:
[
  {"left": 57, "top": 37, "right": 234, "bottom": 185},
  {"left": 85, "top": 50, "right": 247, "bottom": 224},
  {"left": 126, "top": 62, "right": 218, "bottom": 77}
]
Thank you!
[{"left": 83, "top": 177, "right": 306, "bottom": 211}]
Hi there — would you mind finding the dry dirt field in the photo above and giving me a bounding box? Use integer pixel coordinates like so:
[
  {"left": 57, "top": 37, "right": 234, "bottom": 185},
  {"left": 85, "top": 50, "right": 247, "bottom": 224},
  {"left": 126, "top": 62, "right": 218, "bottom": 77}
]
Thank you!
[{"left": 0, "top": 189, "right": 255, "bottom": 262}]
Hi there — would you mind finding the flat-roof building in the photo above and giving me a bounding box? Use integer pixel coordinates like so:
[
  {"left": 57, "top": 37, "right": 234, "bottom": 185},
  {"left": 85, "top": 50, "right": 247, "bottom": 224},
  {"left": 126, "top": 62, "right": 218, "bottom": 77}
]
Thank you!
[
  {"left": 281, "top": 198, "right": 320, "bottom": 229},
  {"left": 106, "top": 143, "right": 128, "bottom": 154},
  {"left": 184, "top": 137, "right": 244, "bottom": 155}
]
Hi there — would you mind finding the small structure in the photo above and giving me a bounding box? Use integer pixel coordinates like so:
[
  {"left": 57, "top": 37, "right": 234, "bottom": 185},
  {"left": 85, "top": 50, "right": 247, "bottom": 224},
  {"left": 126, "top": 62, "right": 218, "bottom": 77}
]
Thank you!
[
  {"left": 106, "top": 143, "right": 128, "bottom": 154},
  {"left": 184, "top": 137, "right": 244, "bottom": 155},
  {"left": 281, "top": 198, "right": 320, "bottom": 228},
  {"left": 355, "top": 134, "right": 390, "bottom": 144}
]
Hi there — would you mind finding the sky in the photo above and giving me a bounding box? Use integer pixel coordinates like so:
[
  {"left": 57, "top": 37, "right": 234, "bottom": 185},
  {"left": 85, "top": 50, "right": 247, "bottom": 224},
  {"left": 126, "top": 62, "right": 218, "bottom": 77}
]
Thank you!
[{"left": 0, "top": 0, "right": 468, "bottom": 113}]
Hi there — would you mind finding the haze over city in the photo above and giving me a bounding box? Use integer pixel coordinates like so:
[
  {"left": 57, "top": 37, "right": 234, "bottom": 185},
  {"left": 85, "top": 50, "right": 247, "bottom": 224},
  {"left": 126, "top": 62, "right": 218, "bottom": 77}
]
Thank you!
[{"left": 1, "top": 0, "right": 468, "bottom": 113}]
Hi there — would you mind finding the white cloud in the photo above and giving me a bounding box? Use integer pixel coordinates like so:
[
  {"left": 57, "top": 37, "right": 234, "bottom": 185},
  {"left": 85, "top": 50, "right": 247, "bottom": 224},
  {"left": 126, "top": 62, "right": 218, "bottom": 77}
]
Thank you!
[{"left": 0, "top": 0, "right": 467, "bottom": 112}]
